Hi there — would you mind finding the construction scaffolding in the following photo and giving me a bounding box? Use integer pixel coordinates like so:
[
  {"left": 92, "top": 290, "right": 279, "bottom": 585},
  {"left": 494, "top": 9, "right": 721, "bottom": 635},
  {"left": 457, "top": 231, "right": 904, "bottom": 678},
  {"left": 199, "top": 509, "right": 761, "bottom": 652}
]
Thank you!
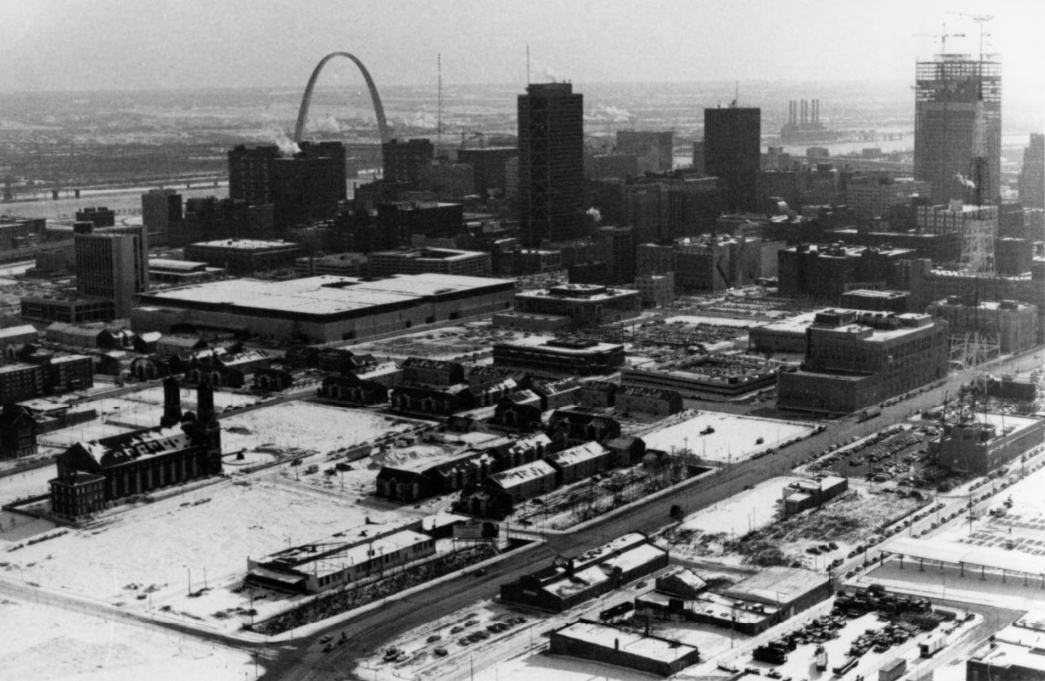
[
  {"left": 949, "top": 330, "right": 1000, "bottom": 371},
  {"left": 914, "top": 54, "right": 1001, "bottom": 204},
  {"left": 959, "top": 213, "right": 996, "bottom": 274}
]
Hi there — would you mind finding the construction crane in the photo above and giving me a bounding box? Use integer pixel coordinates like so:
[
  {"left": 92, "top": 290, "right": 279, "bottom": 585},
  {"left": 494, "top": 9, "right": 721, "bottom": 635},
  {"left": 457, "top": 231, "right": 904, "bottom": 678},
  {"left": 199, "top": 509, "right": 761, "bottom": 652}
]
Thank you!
[
  {"left": 913, "top": 22, "right": 965, "bottom": 54},
  {"left": 947, "top": 12, "right": 994, "bottom": 58}
]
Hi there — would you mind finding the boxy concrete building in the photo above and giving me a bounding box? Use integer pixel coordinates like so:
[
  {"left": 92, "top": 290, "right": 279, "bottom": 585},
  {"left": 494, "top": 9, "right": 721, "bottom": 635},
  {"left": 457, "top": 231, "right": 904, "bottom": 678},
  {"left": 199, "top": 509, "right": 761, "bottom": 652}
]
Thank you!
[
  {"left": 550, "top": 620, "right": 700, "bottom": 677},
  {"left": 135, "top": 273, "right": 515, "bottom": 344},
  {"left": 500, "top": 532, "right": 668, "bottom": 612}
]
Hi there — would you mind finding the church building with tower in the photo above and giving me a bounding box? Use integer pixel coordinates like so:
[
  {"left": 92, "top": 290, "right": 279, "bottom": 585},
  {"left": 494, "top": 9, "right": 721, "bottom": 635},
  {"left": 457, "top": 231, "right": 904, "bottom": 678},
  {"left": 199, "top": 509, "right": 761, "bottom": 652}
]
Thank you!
[{"left": 49, "top": 377, "right": 223, "bottom": 520}]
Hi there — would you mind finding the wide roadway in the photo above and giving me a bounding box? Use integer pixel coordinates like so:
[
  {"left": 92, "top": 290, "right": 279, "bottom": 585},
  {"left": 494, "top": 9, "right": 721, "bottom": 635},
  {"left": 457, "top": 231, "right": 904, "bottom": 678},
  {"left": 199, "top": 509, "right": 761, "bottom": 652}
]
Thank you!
[{"left": 262, "top": 348, "right": 1045, "bottom": 681}]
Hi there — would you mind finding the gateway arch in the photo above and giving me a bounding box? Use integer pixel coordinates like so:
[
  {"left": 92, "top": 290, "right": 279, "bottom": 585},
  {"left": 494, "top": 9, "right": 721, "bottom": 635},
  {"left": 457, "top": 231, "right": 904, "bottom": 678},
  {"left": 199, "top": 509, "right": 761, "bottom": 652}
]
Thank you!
[{"left": 294, "top": 52, "right": 390, "bottom": 144}]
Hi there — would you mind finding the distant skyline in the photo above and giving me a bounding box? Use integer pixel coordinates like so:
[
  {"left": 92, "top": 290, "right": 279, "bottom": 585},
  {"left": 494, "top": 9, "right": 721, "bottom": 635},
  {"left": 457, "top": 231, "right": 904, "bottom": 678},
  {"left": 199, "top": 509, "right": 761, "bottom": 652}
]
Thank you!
[{"left": 1, "top": 0, "right": 1042, "bottom": 106}]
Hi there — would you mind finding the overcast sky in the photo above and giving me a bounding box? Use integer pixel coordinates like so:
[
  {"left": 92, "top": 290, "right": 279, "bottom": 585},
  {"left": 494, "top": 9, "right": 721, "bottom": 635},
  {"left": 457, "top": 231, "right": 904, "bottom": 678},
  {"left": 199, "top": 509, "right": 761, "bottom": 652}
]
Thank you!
[{"left": 1, "top": 0, "right": 1042, "bottom": 100}]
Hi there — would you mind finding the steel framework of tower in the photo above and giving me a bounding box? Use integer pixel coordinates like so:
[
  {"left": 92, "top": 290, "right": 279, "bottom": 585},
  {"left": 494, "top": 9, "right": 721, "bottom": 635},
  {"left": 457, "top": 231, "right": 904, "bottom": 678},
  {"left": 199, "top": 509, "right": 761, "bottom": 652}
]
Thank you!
[
  {"left": 959, "top": 211, "right": 996, "bottom": 274},
  {"left": 914, "top": 55, "right": 1001, "bottom": 205},
  {"left": 949, "top": 330, "right": 1000, "bottom": 371},
  {"left": 294, "top": 52, "right": 390, "bottom": 144}
]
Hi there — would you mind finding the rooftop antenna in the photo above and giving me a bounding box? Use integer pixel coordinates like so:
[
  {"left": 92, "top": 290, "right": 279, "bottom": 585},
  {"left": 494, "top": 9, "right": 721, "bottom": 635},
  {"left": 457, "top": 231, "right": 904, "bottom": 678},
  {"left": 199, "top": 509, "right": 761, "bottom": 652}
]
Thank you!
[
  {"left": 948, "top": 12, "right": 993, "bottom": 60},
  {"left": 732, "top": 81, "right": 739, "bottom": 107},
  {"left": 526, "top": 45, "right": 531, "bottom": 85},
  {"left": 938, "top": 22, "right": 965, "bottom": 54},
  {"left": 437, "top": 53, "right": 443, "bottom": 141}
]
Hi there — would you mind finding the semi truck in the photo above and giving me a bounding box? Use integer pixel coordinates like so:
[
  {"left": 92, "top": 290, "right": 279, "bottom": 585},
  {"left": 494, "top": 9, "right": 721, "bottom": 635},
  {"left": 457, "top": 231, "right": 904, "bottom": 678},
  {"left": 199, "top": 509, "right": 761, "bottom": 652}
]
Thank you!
[
  {"left": 858, "top": 406, "right": 882, "bottom": 422},
  {"left": 879, "top": 658, "right": 907, "bottom": 681},
  {"left": 833, "top": 656, "right": 858, "bottom": 676},
  {"left": 919, "top": 633, "right": 946, "bottom": 657}
]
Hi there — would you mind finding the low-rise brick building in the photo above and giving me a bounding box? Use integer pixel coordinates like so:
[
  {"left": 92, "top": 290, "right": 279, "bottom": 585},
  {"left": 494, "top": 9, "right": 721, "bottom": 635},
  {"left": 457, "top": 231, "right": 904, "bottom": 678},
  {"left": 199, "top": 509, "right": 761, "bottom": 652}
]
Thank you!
[{"left": 615, "top": 386, "right": 683, "bottom": 417}]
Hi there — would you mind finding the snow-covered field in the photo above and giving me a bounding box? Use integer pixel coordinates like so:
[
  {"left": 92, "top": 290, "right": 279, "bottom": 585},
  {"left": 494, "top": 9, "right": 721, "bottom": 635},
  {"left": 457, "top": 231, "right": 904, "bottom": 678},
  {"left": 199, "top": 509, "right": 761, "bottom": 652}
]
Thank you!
[
  {"left": 93, "top": 385, "right": 265, "bottom": 427},
  {"left": 38, "top": 386, "right": 270, "bottom": 448},
  {"left": 0, "top": 465, "right": 58, "bottom": 505},
  {"left": 661, "top": 479, "right": 921, "bottom": 570},
  {"left": 3, "top": 477, "right": 408, "bottom": 617},
  {"left": 642, "top": 411, "right": 815, "bottom": 464},
  {"left": 0, "top": 597, "right": 256, "bottom": 681},
  {"left": 676, "top": 475, "right": 805, "bottom": 537},
  {"left": 219, "top": 401, "right": 418, "bottom": 454}
]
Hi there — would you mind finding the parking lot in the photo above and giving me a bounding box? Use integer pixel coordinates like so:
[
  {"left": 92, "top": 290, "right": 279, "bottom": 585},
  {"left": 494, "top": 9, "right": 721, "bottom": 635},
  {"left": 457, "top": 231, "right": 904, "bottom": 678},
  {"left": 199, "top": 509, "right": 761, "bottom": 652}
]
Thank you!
[{"left": 804, "top": 423, "right": 946, "bottom": 488}]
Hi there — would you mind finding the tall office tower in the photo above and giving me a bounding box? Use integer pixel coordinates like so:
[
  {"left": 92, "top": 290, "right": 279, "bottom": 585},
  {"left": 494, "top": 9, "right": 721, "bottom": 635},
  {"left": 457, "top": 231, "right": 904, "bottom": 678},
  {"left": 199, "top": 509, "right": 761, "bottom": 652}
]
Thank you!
[
  {"left": 914, "top": 55, "right": 1001, "bottom": 205},
  {"left": 141, "top": 188, "right": 183, "bottom": 241},
  {"left": 691, "top": 140, "right": 705, "bottom": 175},
  {"left": 600, "top": 225, "right": 635, "bottom": 285},
  {"left": 74, "top": 222, "right": 141, "bottom": 318},
  {"left": 228, "top": 142, "right": 346, "bottom": 231},
  {"left": 228, "top": 144, "right": 280, "bottom": 205},
  {"left": 703, "top": 106, "right": 761, "bottom": 212},
  {"left": 616, "top": 130, "right": 674, "bottom": 173},
  {"left": 518, "top": 83, "right": 585, "bottom": 246},
  {"left": 1018, "top": 133, "right": 1044, "bottom": 209},
  {"left": 271, "top": 141, "right": 346, "bottom": 229},
  {"left": 383, "top": 138, "right": 434, "bottom": 189}
]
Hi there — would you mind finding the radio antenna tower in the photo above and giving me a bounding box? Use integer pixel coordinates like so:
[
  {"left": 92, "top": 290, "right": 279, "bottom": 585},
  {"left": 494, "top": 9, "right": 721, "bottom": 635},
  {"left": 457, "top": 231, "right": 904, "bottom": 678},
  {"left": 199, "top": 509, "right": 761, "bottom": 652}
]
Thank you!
[{"left": 437, "top": 53, "right": 443, "bottom": 141}]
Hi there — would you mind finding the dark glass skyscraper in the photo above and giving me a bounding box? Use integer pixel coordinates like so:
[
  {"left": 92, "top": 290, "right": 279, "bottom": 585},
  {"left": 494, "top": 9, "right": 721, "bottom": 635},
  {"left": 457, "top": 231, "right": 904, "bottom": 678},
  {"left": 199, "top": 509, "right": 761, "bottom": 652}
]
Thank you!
[
  {"left": 914, "top": 55, "right": 1001, "bottom": 204},
  {"left": 518, "top": 83, "right": 585, "bottom": 246},
  {"left": 703, "top": 106, "right": 761, "bottom": 212},
  {"left": 228, "top": 141, "right": 346, "bottom": 232}
]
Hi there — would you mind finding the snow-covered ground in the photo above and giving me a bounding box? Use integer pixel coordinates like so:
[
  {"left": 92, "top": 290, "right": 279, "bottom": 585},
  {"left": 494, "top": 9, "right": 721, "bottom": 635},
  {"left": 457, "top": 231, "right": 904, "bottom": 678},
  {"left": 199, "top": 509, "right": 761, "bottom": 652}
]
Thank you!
[
  {"left": 37, "top": 386, "right": 271, "bottom": 448},
  {"left": 0, "top": 596, "right": 257, "bottom": 681},
  {"left": 676, "top": 475, "right": 804, "bottom": 537},
  {"left": 219, "top": 401, "right": 418, "bottom": 454},
  {"left": 642, "top": 411, "right": 815, "bottom": 464},
  {"left": 2, "top": 477, "right": 410, "bottom": 624},
  {"left": 661, "top": 478, "right": 921, "bottom": 570},
  {"left": 0, "top": 464, "right": 58, "bottom": 505},
  {"left": 95, "top": 385, "right": 266, "bottom": 428}
]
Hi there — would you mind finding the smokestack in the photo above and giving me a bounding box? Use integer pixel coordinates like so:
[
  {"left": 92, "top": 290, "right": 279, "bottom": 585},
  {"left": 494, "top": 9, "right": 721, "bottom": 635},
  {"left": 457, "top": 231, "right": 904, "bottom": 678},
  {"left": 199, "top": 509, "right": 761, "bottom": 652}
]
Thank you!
[
  {"left": 161, "top": 375, "right": 182, "bottom": 427},
  {"left": 801, "top": 100, "right": 807, "bottom": 127},
  {"left": 197, "top": 380, "right": 216, "bottom": 425}
]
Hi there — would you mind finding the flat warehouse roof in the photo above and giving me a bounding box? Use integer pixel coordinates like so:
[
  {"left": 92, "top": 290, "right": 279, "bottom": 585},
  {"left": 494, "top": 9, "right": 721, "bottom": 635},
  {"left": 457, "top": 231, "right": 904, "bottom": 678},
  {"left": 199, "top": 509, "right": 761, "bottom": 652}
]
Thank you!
[
  {"left": 554, "top": 621, "right": 697, "bottom": 663},
  {"left": 887, "top": 536, "right": 1045, "bottom": 575},
  {"left": 138, "top": 273, "right": 514, "bottom": 321}
]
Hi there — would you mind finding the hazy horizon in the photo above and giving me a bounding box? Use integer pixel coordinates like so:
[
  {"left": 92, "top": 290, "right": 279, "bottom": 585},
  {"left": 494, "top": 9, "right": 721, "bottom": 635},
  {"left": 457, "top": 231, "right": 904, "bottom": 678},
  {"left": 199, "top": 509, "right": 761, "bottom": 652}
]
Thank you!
[{"left": 2, "top": 0, "right": 1042, "bottom": 106}]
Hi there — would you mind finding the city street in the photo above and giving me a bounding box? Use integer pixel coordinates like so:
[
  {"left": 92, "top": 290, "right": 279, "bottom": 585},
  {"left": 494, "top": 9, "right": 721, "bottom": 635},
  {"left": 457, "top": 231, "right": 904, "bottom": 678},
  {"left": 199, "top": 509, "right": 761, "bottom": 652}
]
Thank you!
[{"left": 263, "top": 348, "right": 1045, "bottom": 680}]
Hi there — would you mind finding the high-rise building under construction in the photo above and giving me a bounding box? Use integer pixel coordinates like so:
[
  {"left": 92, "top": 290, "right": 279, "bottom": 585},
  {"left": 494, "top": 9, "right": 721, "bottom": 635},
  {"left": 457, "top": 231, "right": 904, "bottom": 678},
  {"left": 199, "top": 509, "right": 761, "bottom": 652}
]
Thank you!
[{"left": 914, "top": 54, "right": 1001, "bottom": 205}]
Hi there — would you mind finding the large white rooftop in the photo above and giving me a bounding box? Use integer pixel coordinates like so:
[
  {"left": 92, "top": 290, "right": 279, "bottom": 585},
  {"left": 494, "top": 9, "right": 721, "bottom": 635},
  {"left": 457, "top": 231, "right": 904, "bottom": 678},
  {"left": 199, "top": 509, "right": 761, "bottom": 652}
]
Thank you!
[
  {"left": 189, "top": 239, "right": 300, "bottom": 250},
  {"left": 141, "top": 273, "right": 513, "bottom": 317}
]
